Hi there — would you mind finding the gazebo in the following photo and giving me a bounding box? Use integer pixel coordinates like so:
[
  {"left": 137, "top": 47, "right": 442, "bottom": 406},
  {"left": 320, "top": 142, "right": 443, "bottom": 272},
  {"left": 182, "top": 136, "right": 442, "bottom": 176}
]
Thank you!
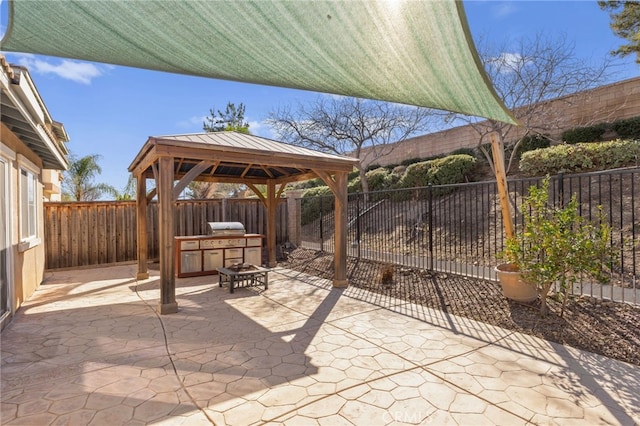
[{"left": 128, "top": 131, "right": 359, "bottom": 314}]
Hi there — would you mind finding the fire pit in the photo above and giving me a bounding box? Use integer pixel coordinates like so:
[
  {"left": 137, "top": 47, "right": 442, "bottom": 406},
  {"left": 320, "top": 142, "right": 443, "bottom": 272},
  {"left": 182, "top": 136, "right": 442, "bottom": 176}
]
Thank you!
[
  {"left": 217, "top": 265, "right": 269, "bottom": 293},
  {"left": 227, "top": 263, "right": 258, "bottom": 273}
]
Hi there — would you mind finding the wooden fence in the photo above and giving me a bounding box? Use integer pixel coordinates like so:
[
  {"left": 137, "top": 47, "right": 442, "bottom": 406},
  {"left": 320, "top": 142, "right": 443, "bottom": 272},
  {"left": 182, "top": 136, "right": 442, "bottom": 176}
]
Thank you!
[{"left": 44, "top": 198, "right": 289, "bottom": 270}]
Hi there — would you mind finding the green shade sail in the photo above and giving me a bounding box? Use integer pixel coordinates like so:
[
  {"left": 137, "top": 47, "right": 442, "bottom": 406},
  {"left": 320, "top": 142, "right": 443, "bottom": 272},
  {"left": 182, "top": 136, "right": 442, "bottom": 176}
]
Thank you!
[{"left": 1, "top": 0, "right": 517, "bottom": 124}]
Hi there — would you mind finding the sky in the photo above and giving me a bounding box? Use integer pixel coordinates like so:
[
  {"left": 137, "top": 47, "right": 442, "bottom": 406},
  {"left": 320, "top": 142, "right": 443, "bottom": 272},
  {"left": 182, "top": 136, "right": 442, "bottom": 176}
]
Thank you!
[{"left": 0, "top": 1, "right": 638, "bottom": 195}]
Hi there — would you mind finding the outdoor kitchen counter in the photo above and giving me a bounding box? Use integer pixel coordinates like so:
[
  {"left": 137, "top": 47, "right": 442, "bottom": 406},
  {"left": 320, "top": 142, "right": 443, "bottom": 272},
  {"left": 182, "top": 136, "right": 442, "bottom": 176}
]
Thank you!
[{"left": 174, "top": 234, "right": 264, "bottom": 278}]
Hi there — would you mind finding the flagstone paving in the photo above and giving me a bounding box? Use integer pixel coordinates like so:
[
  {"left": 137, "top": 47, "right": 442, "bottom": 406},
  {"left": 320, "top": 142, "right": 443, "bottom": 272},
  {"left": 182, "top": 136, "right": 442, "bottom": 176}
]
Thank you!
[{"left": 1, "top": 264, "right": 638, "bottom": 425}]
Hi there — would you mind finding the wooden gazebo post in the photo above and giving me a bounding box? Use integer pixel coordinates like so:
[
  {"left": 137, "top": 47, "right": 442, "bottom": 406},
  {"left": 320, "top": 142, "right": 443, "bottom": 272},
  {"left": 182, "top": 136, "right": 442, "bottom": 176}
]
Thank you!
[
  {"left": 157, "top": 156, "right": 178, "bottom": 314},
  {"left": 314, "top": 169, "right": 349, "bottom": 288},
  {"left": 136, "top": 174, "right": 149, "bottom": 280},
  {"left": 266, "top": 181, "right": 277, "bottom": 267},
  {"left": 333, "top": 171, "right": 348, "bottom": 287}
]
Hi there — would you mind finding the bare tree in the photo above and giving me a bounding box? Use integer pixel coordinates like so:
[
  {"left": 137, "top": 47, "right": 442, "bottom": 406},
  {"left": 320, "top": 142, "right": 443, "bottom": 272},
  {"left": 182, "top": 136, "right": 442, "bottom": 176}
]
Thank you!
[
  {"left": 185, "top": 181, "right": 245, "bottom": 199},
  {"left": 268, "top": 96, "right": 434, "bottom": 194},
  {"left": 447, "top": 34, "right": 612, "bottom": 174}
]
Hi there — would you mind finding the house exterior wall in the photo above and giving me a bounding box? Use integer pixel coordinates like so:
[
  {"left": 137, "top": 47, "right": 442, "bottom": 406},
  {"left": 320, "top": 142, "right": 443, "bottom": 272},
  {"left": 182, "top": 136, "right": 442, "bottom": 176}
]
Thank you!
[
  {"left": 42, "top": 169, "right": 62, "bottom": 202},
  {"left": 360, "top": 77, "right": 640, "bottom": 168},
  {"left": 0, "top": 57, "right": 68, "bottom": 330},
  {"left": 0, "top": 124, "right": 47, "bottom": 327}
]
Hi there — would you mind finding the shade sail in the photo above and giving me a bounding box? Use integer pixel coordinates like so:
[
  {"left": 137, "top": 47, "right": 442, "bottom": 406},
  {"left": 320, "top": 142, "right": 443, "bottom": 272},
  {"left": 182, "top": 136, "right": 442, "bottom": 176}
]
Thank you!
[{"left": 1, "top": 0, "right": 517, "bottom": 124}]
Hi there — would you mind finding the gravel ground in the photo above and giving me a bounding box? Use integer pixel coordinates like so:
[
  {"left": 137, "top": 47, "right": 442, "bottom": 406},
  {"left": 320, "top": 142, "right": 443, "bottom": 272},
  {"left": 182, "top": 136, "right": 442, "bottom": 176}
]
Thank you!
[{"left": 280, "top": 248, "right": 640, "bottom": 367}]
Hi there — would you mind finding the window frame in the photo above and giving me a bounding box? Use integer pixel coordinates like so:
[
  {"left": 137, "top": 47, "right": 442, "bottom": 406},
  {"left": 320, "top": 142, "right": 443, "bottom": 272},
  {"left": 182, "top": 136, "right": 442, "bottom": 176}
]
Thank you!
[{"left": 17, "top": 155, "right": 41, "bottom": 251}]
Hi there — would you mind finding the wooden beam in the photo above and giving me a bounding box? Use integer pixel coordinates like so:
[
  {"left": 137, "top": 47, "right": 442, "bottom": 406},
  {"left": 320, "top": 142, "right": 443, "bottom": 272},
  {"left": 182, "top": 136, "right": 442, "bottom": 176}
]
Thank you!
[
  {"left": 246, "top": 183, "right": 267, "bottom": 205},
  {"left": 241, "top": 163, "right": 254, "bottom": 178},
  {"left": 490, "top": 133, "right": 515, "bottom": 239},
  {"left": 333, "top": 171, "right": 348, "bottom": 288},
  {"left": 274, "top": 171, "right": 318, "bottom": 185},
  {"left": 266, "top": 181, "right": 277, "bottom": 267},
  {"left": 146, "top": 188, "right": 157, "bottom": 203},
  {"left": 157, "top": 156, "right": 178, "bottom": 314},
  {"left": 206, "top": 162, "right": 220, "bottom": 177},
  {"left": 128, "top": 143, "right": 158, "bottom": 178},
  {"left": 276, "top": 183, "right": 287, "bottom": 199},
  {"left": 136, "top": 174, "right": 149, "bottom": 280},
  {"left": 151, "top": 161, "right": 159, "bottom": 182},
  {"left": 198, "top": 176, "right": 269, "bottom": 185},
  {"left": 270, "top": 165, "right": 294, "bottom": 176},
  {"left": 172, "top": 160, "right": 211, "bottom": 199},
  {"left": 314, "top": 170, "right": 338, "bottom": 195},
  {"left": 152, "top": 143, "right": 358, "bottom": 172}
]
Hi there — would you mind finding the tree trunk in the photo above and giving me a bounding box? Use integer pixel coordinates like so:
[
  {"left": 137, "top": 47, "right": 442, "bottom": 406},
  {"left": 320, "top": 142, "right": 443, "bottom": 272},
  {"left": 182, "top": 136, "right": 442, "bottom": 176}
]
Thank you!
[
  {"left": 539, "top": 283, "right": 552, "bottom": 316},
  {"left": 359, "top": 167, "right": 370, "bottom": 203}
]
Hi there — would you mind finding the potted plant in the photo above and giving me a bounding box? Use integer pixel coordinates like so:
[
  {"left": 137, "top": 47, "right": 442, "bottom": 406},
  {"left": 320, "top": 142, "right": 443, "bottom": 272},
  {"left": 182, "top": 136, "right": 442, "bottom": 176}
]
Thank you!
[{"left": 497, "top": 177, "right": 616, "bottom": 316}]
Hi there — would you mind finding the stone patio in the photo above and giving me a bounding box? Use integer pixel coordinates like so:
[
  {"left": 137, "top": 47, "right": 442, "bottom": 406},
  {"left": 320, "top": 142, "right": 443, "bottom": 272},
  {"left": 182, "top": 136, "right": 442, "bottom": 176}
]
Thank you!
[{"left": 1, "top": 264, "right": 638, "bottom": 425}]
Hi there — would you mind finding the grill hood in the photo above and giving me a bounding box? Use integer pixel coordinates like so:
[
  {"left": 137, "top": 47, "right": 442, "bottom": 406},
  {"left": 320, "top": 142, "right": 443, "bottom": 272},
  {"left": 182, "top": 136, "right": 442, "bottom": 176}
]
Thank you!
[{"left": 207, "top": 222, "right": 246, "bottom": 236}]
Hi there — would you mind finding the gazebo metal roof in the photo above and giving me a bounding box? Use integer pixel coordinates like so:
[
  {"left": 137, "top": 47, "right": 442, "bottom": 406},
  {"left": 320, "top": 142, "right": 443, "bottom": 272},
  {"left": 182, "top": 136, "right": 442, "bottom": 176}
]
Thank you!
[{"left": 129, "top": 131, "right": 358, "bottom": 185}]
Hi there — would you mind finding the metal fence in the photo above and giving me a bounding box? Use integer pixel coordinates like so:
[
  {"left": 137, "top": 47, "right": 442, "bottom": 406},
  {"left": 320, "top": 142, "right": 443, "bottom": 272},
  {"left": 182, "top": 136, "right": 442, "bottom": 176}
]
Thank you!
[{"left": 300, "top": 167, "right": 639, "bottom": 303}]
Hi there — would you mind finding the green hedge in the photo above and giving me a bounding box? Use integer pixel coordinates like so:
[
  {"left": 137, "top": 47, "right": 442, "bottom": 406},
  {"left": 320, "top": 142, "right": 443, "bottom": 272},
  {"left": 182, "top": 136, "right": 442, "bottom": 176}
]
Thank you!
[
  {"left": 562, "top": 123, "right": 608, "bottom": 144},
  {"left": 612, "top": 117, "right": 640, "bottom": 139},
  {"left": 398, "top": 154, "right": 476, "bottom": 189},
  {"left": 519, "top": 139, "right": 640, "bottom": 176},
  {"left": 516, "top": 134, "right": 550, "bottom": 158},
  {"left": 301, "top": 186, "right": 333, "bottom": 225},
  {"left": 346, "top": 167, "right": 400, "bottom": 193}
]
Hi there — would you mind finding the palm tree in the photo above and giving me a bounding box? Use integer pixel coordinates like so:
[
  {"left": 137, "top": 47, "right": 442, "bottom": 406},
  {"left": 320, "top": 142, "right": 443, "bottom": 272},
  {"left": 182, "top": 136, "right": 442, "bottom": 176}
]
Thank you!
[
  {"left": 114, "top": 175, "right": 137, "bottom": 201},
  {"left": 62, "top": 154, "right": 117, "bottom": 201}
]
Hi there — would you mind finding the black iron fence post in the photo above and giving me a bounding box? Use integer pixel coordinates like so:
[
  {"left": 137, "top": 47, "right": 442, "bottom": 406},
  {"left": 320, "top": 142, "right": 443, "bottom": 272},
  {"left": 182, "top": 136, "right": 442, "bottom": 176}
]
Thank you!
[
  {"left": 428, "top": 184, "right": 434, "bottom": 272},
  {"left": 557, "top": 171, "right": 565, "bottom": 208},
  {"left": 356, "top": 194, "right": 361, "bottom": 258},
  {"left": 319, "top": 196, "right": 324, "bottom": 252}
]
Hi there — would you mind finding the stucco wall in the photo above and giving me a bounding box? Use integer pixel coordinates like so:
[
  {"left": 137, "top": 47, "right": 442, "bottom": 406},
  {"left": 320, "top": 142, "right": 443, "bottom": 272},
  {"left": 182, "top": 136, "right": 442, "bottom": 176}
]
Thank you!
[
  {"left": 1, "top": 124, "right": 46, "bottom": 317},
  {"left": 361, "top": 77, "right": 640, "bottom": 168}
]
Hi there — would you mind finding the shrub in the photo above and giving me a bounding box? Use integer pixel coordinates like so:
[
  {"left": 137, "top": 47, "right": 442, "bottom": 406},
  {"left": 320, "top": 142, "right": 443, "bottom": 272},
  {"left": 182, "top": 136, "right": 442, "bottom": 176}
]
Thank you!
[
  {"left": 501, "top": 177, "right": 616, "bottom": 317},
  {"left": 561, "top": 123, "right": 608, "bottom": 144},
  {"left": 399, "top": 161, "right": 431, "bottom": 188},
  {"left": 301, "top": 186, "right": 333, "bottom": 225},
  {"left": 519, "top": 139, "right": 640, "bottom": 176},
  {"left": 398, "top": 154, "right": 476, "bottom": 193},
  {"left": 612, "top": 116, "right": 640, "bottom": 139},
  {"left": 449, "top": 147, "right": 476, "bottom": 158},
  {"left": 516, "top": 134, "right": 551, "bottom": 158},
  {"left": 427, "top": 154, "right": 477, "bottom": 185},
  {"left": 391, "top": 165, "right": 407, "bottom": 176},
  {"left": 400, "top": 154, "right": 442, "bottom": 167},
  {"left": 292, "top": 177, "right": 325, "bottom": 190},
  {"left": 366, "top": 167, "right": 398, "bottom": 191},
  {"left": 347, "top": 176, "right": 361, "bottom": 193},
  {"left": 348, "top": 170, "right": 360, "bottom": 180}
]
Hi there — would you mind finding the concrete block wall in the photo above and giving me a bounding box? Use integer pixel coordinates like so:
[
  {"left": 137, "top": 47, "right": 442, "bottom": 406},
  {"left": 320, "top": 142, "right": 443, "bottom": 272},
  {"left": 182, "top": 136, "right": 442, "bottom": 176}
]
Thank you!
[{"left": 362, "top": 77, "right": 640, "bottom": 168}]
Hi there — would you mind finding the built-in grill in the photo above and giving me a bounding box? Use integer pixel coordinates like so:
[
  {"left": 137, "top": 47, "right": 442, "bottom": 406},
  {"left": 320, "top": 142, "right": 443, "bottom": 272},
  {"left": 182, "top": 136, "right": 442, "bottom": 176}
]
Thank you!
[{"left": 207, "top": 221, "right": 246, "bottom": 236}]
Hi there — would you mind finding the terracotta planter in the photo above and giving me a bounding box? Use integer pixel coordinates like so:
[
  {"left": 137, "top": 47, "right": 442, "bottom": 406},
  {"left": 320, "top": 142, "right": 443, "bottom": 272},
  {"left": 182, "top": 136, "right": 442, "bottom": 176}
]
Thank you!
[{"left": 495, "top": 263, "right": 538, "bottom": 303}]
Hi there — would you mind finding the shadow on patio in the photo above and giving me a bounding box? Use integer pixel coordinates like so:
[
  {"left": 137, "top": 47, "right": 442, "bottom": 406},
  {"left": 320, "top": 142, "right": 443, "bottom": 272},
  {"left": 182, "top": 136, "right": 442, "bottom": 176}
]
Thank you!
[{"left": 1, "top": 264, "right": 638, "bottom": 425}]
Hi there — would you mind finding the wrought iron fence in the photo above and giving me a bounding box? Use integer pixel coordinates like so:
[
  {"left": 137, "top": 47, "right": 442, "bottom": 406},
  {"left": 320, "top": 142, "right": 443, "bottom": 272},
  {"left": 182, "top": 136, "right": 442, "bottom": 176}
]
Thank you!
[{"left": 299, "top": 167, "right": 639, "bottom": 303}]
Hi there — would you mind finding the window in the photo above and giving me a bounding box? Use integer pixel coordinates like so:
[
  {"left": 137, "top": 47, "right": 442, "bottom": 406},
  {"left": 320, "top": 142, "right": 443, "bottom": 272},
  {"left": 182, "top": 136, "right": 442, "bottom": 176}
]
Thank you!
[{"left": 20, "top": 168, "right": 37, "bottom": 241}]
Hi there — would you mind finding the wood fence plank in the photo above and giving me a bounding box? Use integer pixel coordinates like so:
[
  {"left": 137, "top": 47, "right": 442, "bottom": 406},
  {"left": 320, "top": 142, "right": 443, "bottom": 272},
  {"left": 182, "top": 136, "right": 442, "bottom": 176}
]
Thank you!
[{"left": 44, "top": 198, "right": 288, "bottom": 269}]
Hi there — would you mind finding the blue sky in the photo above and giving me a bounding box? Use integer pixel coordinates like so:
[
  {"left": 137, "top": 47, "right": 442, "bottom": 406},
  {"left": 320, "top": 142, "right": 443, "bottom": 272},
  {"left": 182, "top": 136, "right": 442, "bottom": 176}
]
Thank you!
[{"left": 1, "top": 1, "right": 638, "bottom": 195}]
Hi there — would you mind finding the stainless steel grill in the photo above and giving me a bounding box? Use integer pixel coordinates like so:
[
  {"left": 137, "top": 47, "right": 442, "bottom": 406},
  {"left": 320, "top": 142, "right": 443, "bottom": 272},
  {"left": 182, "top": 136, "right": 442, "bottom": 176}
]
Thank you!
[{"left": 207, "top": 221, "right": 246, "bottom": 236}]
